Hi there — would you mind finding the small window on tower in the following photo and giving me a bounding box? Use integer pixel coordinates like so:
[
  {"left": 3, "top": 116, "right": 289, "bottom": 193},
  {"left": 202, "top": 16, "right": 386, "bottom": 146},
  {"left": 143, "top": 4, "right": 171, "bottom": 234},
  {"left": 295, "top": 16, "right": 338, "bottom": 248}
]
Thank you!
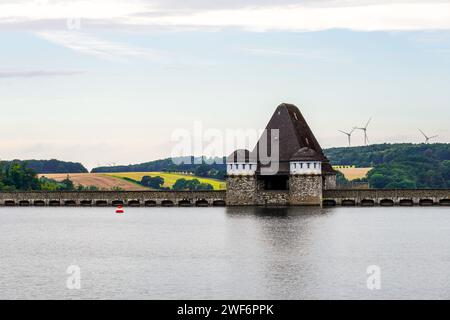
[
  {"left": 243, "top": 164, "right": 246, "bottom": 170},
  {"left": 235, "top": 164, "right": 239, "bottom": 170}
]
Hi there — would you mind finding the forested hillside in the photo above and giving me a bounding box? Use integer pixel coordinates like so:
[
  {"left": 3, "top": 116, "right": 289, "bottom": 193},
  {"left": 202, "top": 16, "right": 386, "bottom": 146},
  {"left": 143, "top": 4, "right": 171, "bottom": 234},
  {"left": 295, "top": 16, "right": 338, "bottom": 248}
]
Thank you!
[
  {"left": 1, "top": 159, "right": 88, "bottom": 174},
  {"left": 324, "top": 143, "right": 450, "bottom": 167},
  {"left": 325, "top": 144, "right": 450, "bottom": 189},
  {"left": 0, "top": 162, "right": 86, "bottom": 191}
]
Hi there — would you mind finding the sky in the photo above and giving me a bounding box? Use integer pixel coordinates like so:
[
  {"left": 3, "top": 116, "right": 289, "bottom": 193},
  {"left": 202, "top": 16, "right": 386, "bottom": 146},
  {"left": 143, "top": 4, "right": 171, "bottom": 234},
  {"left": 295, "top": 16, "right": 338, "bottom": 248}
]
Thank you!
[{"left": 0, "top": 0, "right": 449, "bottom": 169}]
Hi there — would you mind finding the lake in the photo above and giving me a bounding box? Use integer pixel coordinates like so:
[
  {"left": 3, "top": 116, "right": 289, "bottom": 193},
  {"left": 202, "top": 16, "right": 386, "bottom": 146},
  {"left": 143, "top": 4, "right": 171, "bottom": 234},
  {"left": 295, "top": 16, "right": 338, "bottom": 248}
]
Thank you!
[{"left": 0, "top": 206, "right": 449, "bottom": 299}]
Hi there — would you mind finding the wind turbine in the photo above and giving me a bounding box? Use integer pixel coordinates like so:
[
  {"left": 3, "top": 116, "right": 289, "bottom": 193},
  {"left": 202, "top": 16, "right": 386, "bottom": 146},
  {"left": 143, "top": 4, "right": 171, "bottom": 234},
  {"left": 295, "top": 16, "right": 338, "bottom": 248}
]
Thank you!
[
  {"left": 418, "top": 129, "right": 438, "bottom": 144},
  {"left": 338, "top": 128, "right": 355, "bottom": 147},
  {"left": 356, "top": 118, "right": 372, "bottom": 146}
]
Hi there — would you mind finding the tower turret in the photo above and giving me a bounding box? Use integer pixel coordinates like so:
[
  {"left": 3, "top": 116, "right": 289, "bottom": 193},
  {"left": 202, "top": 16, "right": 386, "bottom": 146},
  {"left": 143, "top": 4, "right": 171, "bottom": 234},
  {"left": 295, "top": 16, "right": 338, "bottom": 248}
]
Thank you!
[
  {"left": 226, "top": 103, "right": 337, "bottom": 206},
  {"left": 290, "top": 147, "right": 322, "bottom": 175},
  {"left": 226, "top": 149, "right": 257, "bottom": 176},
  {"left": 226, "top": 149, "right": 257, "bottom": 205}
]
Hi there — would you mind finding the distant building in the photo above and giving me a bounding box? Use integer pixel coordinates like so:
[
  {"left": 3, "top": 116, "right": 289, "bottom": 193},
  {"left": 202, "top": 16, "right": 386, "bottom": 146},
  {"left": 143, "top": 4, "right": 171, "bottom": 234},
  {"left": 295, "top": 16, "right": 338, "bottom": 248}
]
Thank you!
[
  {"left": 226, "top": 103, "right": 337, "bottom": 206},
  {"left": 333, "top": 165, "right": 356, "bottom": 169}
]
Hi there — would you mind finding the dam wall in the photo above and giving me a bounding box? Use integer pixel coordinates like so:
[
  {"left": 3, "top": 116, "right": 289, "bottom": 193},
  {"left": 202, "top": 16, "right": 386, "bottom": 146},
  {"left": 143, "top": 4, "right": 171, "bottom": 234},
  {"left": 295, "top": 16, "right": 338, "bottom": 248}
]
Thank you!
[
  {"left": 0, "top": 191, "right": 227, "bottom": 207},
  {"left": 0, "top": 189, "right": 449, "bottom": 207},
  {"left": 323, "top": 189, "right": 450, "bottom": 206}
]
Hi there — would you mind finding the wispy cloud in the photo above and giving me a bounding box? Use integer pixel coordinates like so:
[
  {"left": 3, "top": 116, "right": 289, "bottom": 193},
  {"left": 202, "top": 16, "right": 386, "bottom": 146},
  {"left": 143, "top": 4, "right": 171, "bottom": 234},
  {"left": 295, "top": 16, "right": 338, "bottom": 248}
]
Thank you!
[
  {"left": 35, "top": 31, "right": 166, "bottom": 61},
  {"left": 0, "top": 70, "right": 84, "bottom": 78},
  {"left": 3, "top": 1, "right": 450, "bottom": 63},
  {"left": 1, "top": 1, "right": 450, "bottom": 32},
  {"left": 132, "top": 2, "right": 450, "bottom": 32}
]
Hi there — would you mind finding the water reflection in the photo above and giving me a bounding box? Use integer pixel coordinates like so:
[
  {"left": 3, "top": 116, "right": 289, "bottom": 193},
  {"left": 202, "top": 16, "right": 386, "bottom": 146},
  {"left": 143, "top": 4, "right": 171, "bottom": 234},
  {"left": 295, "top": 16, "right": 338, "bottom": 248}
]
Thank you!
[
  {"left": 224, "top": 206, "right": 338, "bottom": 299},
  {"left": 226, "top": 206, "right": 332, "bottom": 218},
  {"left": 1, "top": 207, "right": 450, "bottom": 299}
]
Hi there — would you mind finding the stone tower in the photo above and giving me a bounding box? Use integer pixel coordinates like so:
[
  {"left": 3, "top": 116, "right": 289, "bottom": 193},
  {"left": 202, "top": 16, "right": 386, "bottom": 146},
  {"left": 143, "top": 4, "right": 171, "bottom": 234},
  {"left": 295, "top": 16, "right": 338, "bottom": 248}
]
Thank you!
[{"left": 226, "top": 103, "right": 336, "bottom": 206}]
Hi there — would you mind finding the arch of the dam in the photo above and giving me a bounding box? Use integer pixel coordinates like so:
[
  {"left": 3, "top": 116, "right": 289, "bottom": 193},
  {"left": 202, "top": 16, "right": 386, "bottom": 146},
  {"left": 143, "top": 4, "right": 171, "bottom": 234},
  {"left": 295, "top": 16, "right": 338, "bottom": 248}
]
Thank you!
[
  {"left": 322, "top": 189, "right": 450, "bottom": 207},
  {"left": 0, "top": 191, "right": 227, "bottom": 207},
  {"left": 0, "top": 189, "right": 449, "bottom": 207}
]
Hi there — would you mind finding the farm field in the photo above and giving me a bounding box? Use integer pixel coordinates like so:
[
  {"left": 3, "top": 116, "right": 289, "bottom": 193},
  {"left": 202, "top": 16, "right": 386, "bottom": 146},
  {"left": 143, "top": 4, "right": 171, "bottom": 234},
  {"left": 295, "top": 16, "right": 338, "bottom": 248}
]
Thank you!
[
  {"left": 38, "top": 173, "right": 149, "bottom": 191},
  {"left": 335, "top": 167, "right": 372, "bottom": 181},
  {"left": 105, "top": 172, "right": 226, "bottom": 190}
]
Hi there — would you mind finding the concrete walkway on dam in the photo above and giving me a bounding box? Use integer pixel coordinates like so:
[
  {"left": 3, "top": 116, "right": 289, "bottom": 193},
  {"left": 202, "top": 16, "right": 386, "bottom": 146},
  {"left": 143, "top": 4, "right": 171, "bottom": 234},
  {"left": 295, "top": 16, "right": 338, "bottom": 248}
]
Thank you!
[{"left": 0, "top": 189, "right": 449, "bottom": 207}]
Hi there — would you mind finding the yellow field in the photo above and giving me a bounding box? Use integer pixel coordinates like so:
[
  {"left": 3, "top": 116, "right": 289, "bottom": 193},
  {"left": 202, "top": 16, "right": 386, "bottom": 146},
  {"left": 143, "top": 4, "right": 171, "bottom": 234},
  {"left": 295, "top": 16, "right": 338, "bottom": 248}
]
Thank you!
[
  {"left": 105, "top": 172, "right": 226, "bottom": 190},
  {"left": 335, "top": 168, "right": 372, "bottom": 181}
]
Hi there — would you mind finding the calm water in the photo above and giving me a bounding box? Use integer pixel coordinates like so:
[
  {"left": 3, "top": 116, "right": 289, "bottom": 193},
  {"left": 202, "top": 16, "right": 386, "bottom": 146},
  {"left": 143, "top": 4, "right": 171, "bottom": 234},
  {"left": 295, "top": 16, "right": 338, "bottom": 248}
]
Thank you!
[{"left": 1, "top": 206, "right": 450, "bottom": 300}]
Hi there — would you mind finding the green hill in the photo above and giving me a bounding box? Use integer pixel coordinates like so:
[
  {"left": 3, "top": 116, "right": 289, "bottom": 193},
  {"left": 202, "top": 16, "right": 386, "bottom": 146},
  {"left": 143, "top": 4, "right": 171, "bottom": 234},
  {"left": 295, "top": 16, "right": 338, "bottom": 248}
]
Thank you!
[
  {"left": 324, "top": 143, "right": 450, "bottom": 189},
  {"left": 1, "top": 159, "right": 88, "bottom": 174}
]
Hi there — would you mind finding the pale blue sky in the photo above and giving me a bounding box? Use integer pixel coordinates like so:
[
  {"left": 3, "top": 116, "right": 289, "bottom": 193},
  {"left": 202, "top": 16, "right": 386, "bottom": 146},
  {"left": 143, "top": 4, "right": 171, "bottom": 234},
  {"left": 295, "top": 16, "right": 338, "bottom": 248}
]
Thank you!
[{"left": 0, "top": 0, "right": 449, "bottom": 169}]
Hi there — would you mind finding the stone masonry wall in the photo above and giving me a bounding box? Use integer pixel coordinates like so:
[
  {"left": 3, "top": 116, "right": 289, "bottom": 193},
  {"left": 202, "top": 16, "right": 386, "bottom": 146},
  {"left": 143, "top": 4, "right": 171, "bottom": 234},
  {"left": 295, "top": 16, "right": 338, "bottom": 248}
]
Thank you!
[
  {"left": 289, "top": 174, "right": 323, "bottom": 205},
  {"left": 256, "top": 191, "right": 289, "bottom": 206},
  {"left": 323, "top": 174, "right": 337, "bottom": 190},
  {"left": 226, "top": 176, "right": 257, "bottom": 205}
]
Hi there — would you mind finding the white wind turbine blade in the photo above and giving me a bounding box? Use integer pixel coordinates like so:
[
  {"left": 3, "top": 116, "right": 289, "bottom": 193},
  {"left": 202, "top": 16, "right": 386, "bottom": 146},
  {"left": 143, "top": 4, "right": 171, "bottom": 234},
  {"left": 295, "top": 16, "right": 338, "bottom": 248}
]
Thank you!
[
  {"left": 418, "top": 129, "right": 428, "bottom": 139},
  {"left": 365, "top": 117, "right": 372, "bottom": 129}
]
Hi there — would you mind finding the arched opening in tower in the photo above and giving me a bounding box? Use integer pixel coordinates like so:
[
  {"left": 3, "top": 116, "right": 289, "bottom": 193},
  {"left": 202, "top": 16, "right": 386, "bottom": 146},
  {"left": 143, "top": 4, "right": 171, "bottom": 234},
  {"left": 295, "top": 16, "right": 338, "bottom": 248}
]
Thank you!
[{"left": 259, "top": 175, "right": 289, "bottom": 191}]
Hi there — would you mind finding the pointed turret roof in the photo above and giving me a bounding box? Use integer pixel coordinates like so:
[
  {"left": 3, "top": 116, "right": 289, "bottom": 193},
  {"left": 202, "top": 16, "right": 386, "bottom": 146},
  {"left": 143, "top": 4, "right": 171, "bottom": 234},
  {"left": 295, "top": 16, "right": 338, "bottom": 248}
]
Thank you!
[
  {"left": 290, "top": 147, "right": 321, "bottom": 161},
  {"left": 252, "top": 103, "right": 335, "bottom": 174}
]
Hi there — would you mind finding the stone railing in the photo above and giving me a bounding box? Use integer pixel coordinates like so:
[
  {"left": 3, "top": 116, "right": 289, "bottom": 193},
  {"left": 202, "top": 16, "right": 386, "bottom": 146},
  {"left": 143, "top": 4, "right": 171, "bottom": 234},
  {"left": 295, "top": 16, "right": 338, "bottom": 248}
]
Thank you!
[
  {"left": 1, "top": 189, "right": 449, "bottom": 207},
  {"left": 323, "top": 189, "right": 450, "bottom": 206},
  {"left": 0, "top": 191, "right": 227, "bottom": 207}
]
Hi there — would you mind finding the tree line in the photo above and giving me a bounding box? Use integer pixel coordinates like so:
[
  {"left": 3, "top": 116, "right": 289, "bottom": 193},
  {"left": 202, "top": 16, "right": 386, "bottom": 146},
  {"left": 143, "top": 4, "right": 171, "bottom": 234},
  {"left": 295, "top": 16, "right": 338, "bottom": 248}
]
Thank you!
[
  {"left": 126, "top": 175, "right": 214, "bottom": 191},
  {"left": 0, "top": 159, "right": 87, "bottom": 174},
  {"left": 326, "top": 143, "right": 450, "bottom": 189},
  {"left": 0, "top": 162, "right": 95, "bottom": 191}
]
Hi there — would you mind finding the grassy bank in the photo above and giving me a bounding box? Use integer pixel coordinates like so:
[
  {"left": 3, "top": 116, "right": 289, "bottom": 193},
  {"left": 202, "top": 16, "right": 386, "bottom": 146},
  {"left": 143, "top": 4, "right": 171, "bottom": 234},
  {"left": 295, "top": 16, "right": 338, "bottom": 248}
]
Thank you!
[{"left": 105, "top": 172, "right": 226, "bottom": 190}]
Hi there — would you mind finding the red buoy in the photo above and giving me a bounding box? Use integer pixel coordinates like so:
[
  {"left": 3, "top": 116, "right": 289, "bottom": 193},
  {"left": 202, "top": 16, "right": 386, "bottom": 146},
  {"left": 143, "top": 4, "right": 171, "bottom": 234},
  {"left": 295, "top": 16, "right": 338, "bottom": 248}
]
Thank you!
[{"left": 116, "top": 205, "right": 124, "bottom": 214}]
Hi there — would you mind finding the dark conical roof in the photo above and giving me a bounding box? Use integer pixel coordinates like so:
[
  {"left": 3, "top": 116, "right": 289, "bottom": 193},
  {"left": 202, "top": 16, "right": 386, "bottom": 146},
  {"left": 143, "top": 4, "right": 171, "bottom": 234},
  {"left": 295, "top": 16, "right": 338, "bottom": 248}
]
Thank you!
[
  {"left": 291, "top": 147, "right": 321, "bottom": 161},
  {"left": 252, "top": 103, "right": 335, "bottom": 174}
]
